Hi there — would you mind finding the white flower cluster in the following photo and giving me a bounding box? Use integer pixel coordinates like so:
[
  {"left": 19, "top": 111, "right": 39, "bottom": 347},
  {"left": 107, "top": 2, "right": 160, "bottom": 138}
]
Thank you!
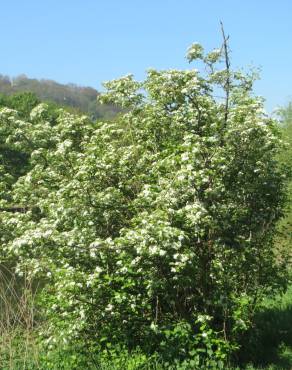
[
  {"left": 186, "top": 43, "right": 204, "bottom": 62},
  {"left": 30, "top": 103, "right": 49, "bottom": 120}
]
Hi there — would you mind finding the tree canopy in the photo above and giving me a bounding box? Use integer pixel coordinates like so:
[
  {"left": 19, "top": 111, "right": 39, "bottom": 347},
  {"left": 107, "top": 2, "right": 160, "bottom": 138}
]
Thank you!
[{"left": 0, "top": 41, "right": 289, "bottom": 368}]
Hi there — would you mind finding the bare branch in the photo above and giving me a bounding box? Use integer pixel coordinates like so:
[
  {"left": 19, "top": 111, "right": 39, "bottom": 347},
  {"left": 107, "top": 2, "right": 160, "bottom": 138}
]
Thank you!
[{"left": 220, "top": 21, "right": 231, "bottom": 126}]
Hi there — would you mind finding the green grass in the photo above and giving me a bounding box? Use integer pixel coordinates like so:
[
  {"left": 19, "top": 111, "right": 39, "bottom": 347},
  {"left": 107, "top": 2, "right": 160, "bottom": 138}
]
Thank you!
[{"left": 235, "top": 285, "right": 292, "bottom": 370}]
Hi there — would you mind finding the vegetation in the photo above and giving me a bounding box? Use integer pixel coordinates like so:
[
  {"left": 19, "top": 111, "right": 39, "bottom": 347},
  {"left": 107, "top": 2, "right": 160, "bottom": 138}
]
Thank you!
[
  {"left": 276, "top": 104, "right": 292, "bottom": 256},
  {"left": 0, "top": 74, "right": 120, "bottom": 119},
  {"left": 0, "top": 39, "right": 291, "bottom": 369}
]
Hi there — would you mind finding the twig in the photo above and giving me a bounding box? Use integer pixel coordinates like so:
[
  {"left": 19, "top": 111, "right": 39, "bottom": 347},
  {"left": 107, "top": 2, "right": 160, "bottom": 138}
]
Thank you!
[{"left": 220, "top": 21, "right": 231, "bottom": 126}]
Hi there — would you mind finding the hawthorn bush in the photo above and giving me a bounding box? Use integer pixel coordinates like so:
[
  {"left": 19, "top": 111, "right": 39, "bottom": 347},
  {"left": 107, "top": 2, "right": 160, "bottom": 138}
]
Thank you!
[{"left": 0, "top": 42, "right": 288, "bottom": 367}]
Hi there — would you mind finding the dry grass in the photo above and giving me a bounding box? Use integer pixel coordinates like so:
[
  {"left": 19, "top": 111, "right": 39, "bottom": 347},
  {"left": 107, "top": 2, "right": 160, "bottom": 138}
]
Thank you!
[{"left": 0, "top": 265, "right": 41, "bottom": 369}]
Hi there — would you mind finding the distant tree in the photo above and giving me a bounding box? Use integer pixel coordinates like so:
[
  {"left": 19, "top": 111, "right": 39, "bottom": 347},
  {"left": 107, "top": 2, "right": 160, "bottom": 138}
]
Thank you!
[
  {"left": 0, "top": 91, "right": 40, "bottom": 117},
  {"left": 8, "top": 92, "right": 40, "bottom": 118},
  {"left": 0, "top": 75, "right": 119, "bottom": 119}
]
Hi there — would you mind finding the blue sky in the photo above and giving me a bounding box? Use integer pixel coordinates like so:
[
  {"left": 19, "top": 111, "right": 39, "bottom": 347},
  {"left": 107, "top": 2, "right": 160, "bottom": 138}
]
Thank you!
[{"left": 1, "top": 0, "right": 291, "bottom": 112}]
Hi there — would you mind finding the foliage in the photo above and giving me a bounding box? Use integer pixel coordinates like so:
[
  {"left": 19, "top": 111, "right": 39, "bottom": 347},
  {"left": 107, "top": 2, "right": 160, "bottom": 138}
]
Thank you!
[
  {"left": 0, "top": 41, "right": 289, "bottom": 367},
  {"left": 0, "top": 96, "right": 63, "bottom": 208},
  {"left": 0, "top": 91, "right": 40, "bottom": 118},
  {"left": 0, "top": 74, "right": 120, "bottom": 120},
  {"left": 235, "top": 285, "right": 292, "bottom": 369},
  {"left": 276, "top": 104, "right": 292, "bottom": 262}
]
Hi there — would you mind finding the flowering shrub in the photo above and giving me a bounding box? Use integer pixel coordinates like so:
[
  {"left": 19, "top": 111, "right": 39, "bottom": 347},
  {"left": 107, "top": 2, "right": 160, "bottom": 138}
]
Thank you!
[{"left": 0, "top": 41, "right": 288, "bottom": 365}]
